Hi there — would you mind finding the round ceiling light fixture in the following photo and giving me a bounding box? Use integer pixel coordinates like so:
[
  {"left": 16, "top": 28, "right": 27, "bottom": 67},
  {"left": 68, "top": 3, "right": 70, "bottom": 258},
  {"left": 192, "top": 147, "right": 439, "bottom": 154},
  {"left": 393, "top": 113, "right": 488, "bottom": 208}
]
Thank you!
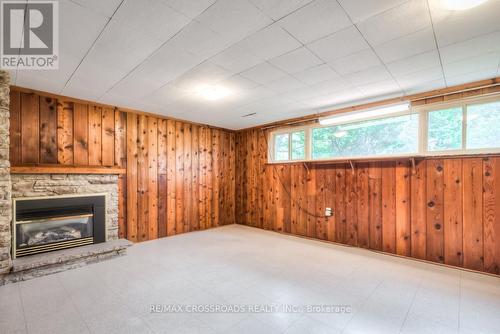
[
  {"left": 441, "top": 0, "right": 489, "bottom": 10},
  {"left": 197, "top": 84, "right": 231, "bottom": 101}
]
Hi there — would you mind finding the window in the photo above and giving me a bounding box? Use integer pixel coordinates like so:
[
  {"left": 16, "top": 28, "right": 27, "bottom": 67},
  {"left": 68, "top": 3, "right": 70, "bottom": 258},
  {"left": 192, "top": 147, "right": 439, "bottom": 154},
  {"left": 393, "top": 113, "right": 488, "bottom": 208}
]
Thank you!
[
  {"left": 312, "top": 114, "right": 419, "bottom": 159},
  {"left": 427, "top": 107, "right": 463, "bottom": 151},
  {"left": 466, "top": 101, "right": 500, "bottom": 149},
  {"left": 291, "top": 131, "right": 305, "bottom": 160},
  {"left": 269, "top": 95, "right": 500, "bottom": 162},
  {"left": 274, "top": 133, "right": 289, "bottom": 161}
]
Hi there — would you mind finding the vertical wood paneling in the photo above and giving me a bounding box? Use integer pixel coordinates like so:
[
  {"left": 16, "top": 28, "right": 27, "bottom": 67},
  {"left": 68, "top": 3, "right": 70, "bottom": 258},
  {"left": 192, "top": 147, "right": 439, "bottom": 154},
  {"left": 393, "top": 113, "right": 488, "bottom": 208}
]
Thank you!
[
  {"left": 444, "top": 159, "right": 463, "bottom": 267},
  {"left": 483, "top": 157, "right": 500, "bottom": 275},
  {"left": 175, "top": 122, "right": 184, "bottom": 234},
  {"left": 101, "top": 107, "right": 115, "bottom": 166},
  {"left": 381, "top": 162, "right": 396, "bottom": 253},
  {"left": 335, "top": 166, "right": 346, "bottom": 243},
  {"left": 411, "top": 159, "right": 427, "bottom": 260},
  {"left": 10, "top": 88, "right": 236, "bottom": 245},
  {"left": 183, "top": 124, "right": 192, "bottom": 232},
  {"left": 369, "top": 162, "right": 382, "bottom": 251},
  {"left": 57, "top": 102, "right": 74, "bottom": 165},
  {"left": 39, "top": 97, "right": 57, "bottom": 164},
  {"left": 147, "top": 117, "right": 158, "bottom": 240},
  {"left": 114, "top": 110, "right": 127, "bottom": 168},
  {"left": 192, "top": 125, "right": 200, "bottom": 231},
  {"left": 21, "top": 93, "right": 39, "bottom": 164},
  {"left": 426, "top": 159, "right": 445, "bottom": 263},
  {"left": 462, "top": 158, "right": 483, "bottom": 271},
  {"left": 166, "top": 120, "right": 176, "bottom": 236},
  {"left": 88, "top": 106, "right": 102, "bottom": 165},
  {"left": 73, "top": 103, "right": 88, "bottom": 166},
  {"left": 345, "top": 167, "right": 358, "bottom": 246},
  {"left": 357, "top": 165, "right": 370, "bottom": 248},
  {"left": 157, "top": 120, "right": 167, "bottom": 238},
  {"left": 395, "top": 160, "right": 411, "bottom": 256},
  {"left": 9, "top": 90, "right": 21, "bottom": 165},
  {"left": 126, "top": 113, "right": 138, "bottom": 242},
  {"left": 115, "top": 110, "right": 127, "bottom": 239},
  {"left": 137, "top": 115, "right": 149, "bottom": 242},
  {"left": 212, "top": 130, "right": 220, "bottom": 227}
]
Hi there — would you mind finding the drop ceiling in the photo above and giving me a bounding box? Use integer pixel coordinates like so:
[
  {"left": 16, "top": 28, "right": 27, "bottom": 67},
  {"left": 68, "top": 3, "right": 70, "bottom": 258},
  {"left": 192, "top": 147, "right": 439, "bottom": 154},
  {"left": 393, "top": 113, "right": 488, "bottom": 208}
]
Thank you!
[{"left": 8, "top": 0, "right": 500, "bottom": 129}]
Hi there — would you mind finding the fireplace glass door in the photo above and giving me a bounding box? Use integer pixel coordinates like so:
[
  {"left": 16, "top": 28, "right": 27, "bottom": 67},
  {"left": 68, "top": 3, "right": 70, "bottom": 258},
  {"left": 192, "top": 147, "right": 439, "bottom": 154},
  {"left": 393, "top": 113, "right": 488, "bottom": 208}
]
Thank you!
[{"left": 16, "top": 214, "right": 94, "bottom": 256}]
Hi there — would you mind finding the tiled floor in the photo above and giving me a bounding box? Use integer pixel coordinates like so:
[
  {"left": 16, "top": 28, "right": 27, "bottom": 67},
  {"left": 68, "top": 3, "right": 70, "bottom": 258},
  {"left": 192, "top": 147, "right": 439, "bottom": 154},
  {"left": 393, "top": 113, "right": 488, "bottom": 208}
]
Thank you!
[{"left": 2, "top": 224, "right": 500, "bottom": 334}]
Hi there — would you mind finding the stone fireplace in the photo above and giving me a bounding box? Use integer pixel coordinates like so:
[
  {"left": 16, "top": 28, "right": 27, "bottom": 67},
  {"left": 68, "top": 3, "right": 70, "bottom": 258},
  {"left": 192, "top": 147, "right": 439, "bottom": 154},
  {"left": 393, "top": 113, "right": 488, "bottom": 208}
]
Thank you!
[{"left": 0, "top": 71, "right": 128, "bottom": 284}]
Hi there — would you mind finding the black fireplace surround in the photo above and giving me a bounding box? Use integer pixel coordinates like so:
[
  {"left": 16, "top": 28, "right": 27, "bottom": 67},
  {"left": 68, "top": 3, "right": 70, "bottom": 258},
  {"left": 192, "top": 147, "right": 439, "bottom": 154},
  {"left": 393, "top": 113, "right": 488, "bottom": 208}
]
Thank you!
[{"left": 14, "top": 195, "right": 106, "bottom": 258}]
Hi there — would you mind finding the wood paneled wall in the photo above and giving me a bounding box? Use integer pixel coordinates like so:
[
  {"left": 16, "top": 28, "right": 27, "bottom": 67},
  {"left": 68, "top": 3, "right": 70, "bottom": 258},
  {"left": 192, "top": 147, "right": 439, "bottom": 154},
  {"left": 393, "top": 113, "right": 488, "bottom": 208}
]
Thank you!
[
  {"left": 235, "top": 129, "right": 500, "bottom": 275},
  {"left": 9, "top": 88, "right": 236, "bottom": 242},
  {"left": 125, "top": 115, "right": 235, "bottom": 242}
]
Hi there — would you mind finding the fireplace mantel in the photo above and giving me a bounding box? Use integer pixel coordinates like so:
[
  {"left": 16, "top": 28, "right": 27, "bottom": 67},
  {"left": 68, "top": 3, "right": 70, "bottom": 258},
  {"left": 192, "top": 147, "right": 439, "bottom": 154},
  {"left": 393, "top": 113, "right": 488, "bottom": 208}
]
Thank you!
[{"left": 11, "top": 166, "right": 126, "bottom": 174}]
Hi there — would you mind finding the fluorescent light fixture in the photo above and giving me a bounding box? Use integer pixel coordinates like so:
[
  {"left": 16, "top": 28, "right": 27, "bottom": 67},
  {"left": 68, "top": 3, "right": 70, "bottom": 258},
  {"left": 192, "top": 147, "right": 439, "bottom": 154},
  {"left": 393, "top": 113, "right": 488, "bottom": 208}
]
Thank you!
[
  {"left": 197, "top": 84, "right": 231, "bottom": 101},
  {"left": 441, "top": 0, "right": 489, "bottom": 10},
  {"left": 319, "top": 102, "right": 410, "bottom": 126}
]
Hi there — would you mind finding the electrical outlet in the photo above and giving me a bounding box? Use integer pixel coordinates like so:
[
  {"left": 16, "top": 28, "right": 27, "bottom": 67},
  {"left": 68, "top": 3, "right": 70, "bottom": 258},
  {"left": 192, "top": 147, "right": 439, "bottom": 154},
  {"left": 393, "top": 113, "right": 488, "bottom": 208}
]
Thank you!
[{"left": 325, "top": 207, "right": 333, "bottom": 217}]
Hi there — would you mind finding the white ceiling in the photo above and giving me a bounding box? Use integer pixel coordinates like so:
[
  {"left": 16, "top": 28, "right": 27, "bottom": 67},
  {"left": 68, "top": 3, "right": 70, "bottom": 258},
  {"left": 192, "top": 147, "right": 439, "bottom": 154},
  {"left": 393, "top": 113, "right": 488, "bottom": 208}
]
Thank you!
[{"left": 9, "top": 0, "right": 500, "bottom": 129}]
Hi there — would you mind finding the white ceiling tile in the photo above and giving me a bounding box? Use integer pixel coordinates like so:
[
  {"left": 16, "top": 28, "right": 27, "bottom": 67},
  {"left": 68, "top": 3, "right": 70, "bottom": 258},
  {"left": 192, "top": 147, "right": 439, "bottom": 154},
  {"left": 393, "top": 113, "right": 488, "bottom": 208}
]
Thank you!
[
  {"left": 86, "top": 23, "right": 163, "bottom": 72},
  {"left": 307, "top": 26, "right": 369, "bottom": 62},
  {"left": 338, "top": 0, "right": 408, "bottom": 23},
  {"left": 439, "top": 30, "right": 500, "bottom": 64},
  {"left": 171, "top": 21, "right": 231, "bottom": 58},
  {"left": 278, "top": 0, "right": 352, "bottom": 44},
  {"left": 403, "top": 78, "right": 446, "bottom": 95},
  {"left": 292, "top": 64, "right": 339, "bottom": 85},
  {"left": 265, "top": 75, "right": 306, "bottom": 93},
  {"left": 240, "top": 24, "right": 302, "bottom": 60},
  {"left": 356, "top": 79, "right": 401, "bottom": 97},
  {"left": 119, "top": 40, "right": 202, "bottom": 90},
  {"left": 443, "top": 52, "right": 500, "bottom": 78},
  {"left": 15, "top": 73, "right": 67, "bottom": 94},
  {"left": 386, "top": 50, "right": 441, "bottom": 77},
  {"left": 106, "top": 74, "right": 161, "bottom": 100},
  {"left": 249, "top": 0, "right": 313, "bottom": 20},
  {"left": 429, "top": 0, "right": 500, "bottom": 47},
  {"left": 269, "top": 47, "right": 323, "bottom": 74},
  {"left": 112, "top": 0, "right": 190, "bottom": 42},
  {"left": 356, "top": 0, "right": 431, "bottom": 46},
  {"left": 172, "top": 62, "right": 234, "bottom": 93},
  {"left": 395, "top": 66, "right": 444, "bottom": 90},
  {"left": 69, "top": 0, "right": 122, "bottom": 18},
  {"left": 59, "top": 0, "right": 109, "bottom": 63},
  {"left": 209, "top": 44, "right": 263, "bottom": 73},
  {"left": 329, "top": 49, "right": 381, "bottom": 76},
  {"left": 343, "top": 65, "right": 393, "bottom": 86},
  {"left": 306, "top": 88, "right": 366, "bottom": 110},
  {"left": 309, "top": 77, "right": 353, "bottom": 95},
  {"left": 164, "top": 0, "right": 216, "bottom": 18},
  {"left": 374, "top": 27, "right": 436, "bottom": 63},
  {"left": 144, "top": 83, "right": 188, "bottom": 106},
  {"left": 240, "top": 62, "right": 288, "bottom": 84},
  {"left": 446, "top": 68, "right": 499, "bottom": 87},
  {"left": 220, "top": 74, "right": 261, "bottom": 92},
  {"left": 196, "top": 0, "right": 272, "bottom": 43}
]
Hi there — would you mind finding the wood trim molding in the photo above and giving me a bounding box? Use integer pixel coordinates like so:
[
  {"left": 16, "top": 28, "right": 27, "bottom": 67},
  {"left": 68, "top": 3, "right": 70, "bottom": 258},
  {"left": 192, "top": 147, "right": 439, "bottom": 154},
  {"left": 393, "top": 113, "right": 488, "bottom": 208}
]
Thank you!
[{"left": 11, "top": 166, "right": 127, "bottom": 174}]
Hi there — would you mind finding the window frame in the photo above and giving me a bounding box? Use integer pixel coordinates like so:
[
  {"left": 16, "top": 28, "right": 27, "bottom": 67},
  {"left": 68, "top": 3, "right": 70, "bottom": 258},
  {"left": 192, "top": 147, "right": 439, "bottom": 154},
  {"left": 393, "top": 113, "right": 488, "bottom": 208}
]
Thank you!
[{"left": 268, "top": 94, "right": 500, "bottom": 163}]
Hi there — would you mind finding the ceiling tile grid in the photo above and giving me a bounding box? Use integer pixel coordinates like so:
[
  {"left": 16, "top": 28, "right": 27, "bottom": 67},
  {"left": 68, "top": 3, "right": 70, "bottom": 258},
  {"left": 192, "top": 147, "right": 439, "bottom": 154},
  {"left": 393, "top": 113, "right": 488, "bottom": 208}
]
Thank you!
[{"left": 10, "top": 0, "right": 500, "bottom": 129}]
